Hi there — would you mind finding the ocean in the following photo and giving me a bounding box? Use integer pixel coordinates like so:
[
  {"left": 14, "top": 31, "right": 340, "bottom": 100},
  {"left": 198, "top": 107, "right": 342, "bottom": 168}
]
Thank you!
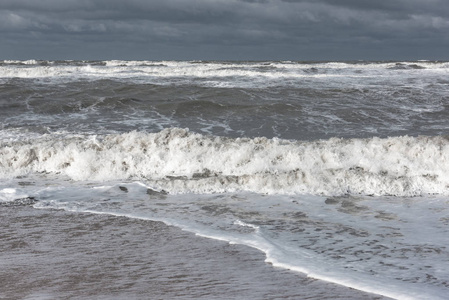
[{"left": 0, "top": 60, "right": 448, "bottom": 299}]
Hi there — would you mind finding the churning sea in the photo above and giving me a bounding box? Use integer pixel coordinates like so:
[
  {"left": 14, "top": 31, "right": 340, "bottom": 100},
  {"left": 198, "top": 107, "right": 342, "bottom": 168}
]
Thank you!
[{"left": 1, "top": 60, "right": 449, "bottom": 299}]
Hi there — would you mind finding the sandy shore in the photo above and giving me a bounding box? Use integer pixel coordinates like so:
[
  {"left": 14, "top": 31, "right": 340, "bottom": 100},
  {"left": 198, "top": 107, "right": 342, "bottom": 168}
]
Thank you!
[{"left": 0, "top": 205, "right": 389, "bottom": 299}]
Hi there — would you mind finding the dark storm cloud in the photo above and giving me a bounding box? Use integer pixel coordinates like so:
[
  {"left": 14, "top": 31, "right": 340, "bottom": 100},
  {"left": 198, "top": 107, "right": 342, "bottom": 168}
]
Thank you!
[{"left": 1, "top": 0, "right": 448, "bottom": 60}]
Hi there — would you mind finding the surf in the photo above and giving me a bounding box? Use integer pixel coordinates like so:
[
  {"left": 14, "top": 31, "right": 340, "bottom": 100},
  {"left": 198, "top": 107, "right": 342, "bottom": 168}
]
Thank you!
[{"left": 1, "top": 128, "right": 448, "bottom": 197}]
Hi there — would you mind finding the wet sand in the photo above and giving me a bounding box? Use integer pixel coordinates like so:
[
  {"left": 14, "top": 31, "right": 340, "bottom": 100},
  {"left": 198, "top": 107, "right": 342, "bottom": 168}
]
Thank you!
[{"left": 0, "top": 205, "right": 389, "bottom": 299}]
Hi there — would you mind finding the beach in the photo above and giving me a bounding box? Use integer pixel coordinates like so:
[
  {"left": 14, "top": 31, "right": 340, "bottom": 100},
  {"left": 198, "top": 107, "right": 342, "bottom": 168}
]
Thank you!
[{"left": 0, "top": 205, "right": 389, "bottom": 299}]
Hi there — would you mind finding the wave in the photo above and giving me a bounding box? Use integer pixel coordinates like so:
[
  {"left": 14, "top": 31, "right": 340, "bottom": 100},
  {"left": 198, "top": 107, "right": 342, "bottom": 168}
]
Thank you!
[
  {"left": 1, "top": 60, "right": 448, "bottom": 85},
  {"left": 1, "top": 128, "right": 448, "bottom": 196}
]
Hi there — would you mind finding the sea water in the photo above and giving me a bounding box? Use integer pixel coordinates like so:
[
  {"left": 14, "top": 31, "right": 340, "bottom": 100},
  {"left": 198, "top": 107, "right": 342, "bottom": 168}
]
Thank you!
[{"left": 1, "top": 60, "right": 449, "bottom": 299}]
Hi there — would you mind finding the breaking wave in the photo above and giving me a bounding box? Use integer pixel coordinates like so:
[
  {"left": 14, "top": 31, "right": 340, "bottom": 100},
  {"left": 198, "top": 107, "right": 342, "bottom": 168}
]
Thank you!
[
  {"left": 1, "top": 128, "right": 448, "bottom": 196},
  {"left": 1, "top": 60, "right": 449, "bottom": 88}
]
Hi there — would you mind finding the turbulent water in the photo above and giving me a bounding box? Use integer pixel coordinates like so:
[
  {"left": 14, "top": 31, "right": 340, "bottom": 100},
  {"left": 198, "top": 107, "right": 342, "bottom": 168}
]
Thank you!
[{"left": 1, "top": 60, "right": 449, "bottom": 299}]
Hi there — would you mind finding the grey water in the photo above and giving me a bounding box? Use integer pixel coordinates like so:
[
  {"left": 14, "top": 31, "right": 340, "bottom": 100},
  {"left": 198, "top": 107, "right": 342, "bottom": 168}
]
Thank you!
[
  {"left": 0, "top": 205, "right": 388, "bottom": 299},
  {"left": 1, "top": 60, "right": 449, "bottom": 299},
  {"left": 1, "top": 60, "right": 448, "bottom": 140}
]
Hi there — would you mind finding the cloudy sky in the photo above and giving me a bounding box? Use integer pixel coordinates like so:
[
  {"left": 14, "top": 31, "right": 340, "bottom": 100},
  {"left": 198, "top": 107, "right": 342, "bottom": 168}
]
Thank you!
[{"left": 1, "top": 0, "right": 448, "bottom": 61}]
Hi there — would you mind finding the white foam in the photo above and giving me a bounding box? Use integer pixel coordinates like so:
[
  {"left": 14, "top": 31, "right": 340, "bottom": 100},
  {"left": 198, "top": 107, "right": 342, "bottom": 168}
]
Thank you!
[
  {"left": 0, "top": 187, "right": 29, "bottom": 202},
  {"left": 1, "top": 129, "right": 448, "bottom": 196},
  {"left": 2, "top": 59, "right": 40, "bottom": 65},
  {"left": 1, "top": 60, "right": 448, "bottom": 88},
  {"left": 234, "top": 220, "right": 260, "bottom": 230}
]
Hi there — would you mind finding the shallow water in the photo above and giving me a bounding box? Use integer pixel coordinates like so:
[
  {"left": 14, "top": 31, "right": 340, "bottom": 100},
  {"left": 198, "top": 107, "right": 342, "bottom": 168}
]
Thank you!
[{"left": 0, "top": 206, "right": 389, "bottom": 299}]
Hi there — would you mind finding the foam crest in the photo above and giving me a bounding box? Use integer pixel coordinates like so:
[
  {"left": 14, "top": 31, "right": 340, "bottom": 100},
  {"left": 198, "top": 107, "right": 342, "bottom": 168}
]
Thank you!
[
  {"left": 1, "top": 128, "right": 448, "bottom": 196},
  {"left": 1, "top": 60, "right": 448, "bottom": 87}
]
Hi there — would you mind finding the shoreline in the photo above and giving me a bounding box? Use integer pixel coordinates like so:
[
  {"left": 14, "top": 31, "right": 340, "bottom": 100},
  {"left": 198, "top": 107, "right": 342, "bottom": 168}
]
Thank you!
[{"left": 0, "top": 205, "right": 389, "bottom": 299}]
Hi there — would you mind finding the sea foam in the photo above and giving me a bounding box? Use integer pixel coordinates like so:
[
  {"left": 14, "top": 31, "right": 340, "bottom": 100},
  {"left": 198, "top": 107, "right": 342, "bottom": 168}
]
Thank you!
[
  {"left": 1, "top": 128, "right": 448, "bottom": 196},
  {"left": 1, "top": 60, "right": 448, "bottom": 88}
]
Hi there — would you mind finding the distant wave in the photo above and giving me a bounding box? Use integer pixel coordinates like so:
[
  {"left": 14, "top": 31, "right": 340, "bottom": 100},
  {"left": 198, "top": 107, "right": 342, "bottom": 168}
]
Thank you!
[
  {"left": 1, "top": 128, "right": 448, "bottom": 196},
  {"left": 1, "top": 60, "right": 448, "bottom": 88}
]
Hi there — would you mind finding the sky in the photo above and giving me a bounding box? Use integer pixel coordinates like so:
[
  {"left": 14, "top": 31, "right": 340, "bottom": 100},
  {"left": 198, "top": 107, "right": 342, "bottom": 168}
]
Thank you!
[{"left": 1, "top": 0, "right": 448, "bottom": 61}]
